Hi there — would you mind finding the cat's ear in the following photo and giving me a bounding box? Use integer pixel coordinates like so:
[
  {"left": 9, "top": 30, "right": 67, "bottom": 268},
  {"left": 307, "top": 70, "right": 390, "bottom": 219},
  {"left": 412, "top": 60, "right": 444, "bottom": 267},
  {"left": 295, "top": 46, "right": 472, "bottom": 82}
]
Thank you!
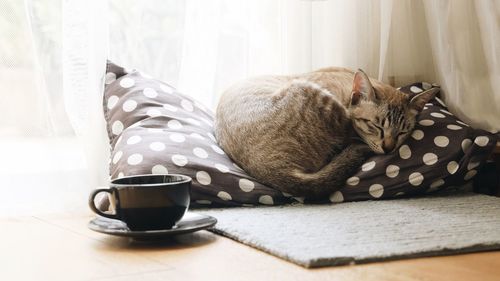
[
  {"left": 351, "top": 69, "right": 376, "bottom": 106},
  {"left": 409, "top": 87, "right": 440, "bottom": 114}
]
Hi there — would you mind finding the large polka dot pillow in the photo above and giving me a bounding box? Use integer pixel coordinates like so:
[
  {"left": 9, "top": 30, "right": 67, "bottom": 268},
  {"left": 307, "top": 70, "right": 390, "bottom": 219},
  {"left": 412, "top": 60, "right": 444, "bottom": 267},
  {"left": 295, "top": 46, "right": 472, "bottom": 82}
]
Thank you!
[
  {"left": 327, "top": 82, "right": 497, "bottom": 204},
  {"left": 103, "top": 61, "right": 497, "bottom": 207},
  {"left": 104, "top": 61, "right": 293, "bottom": 207}
]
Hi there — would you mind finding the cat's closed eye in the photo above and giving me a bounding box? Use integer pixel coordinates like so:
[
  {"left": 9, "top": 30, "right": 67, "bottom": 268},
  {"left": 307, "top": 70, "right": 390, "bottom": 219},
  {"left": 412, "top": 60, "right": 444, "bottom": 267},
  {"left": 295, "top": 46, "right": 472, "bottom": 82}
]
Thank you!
[
  {"left": 396, "top": 131, "right": 409, "bottom": 141},
  {"left": 357, "top": 119, "right": 379, "bottom": 135},
  {"left": 367, "top": 122, "right": 384, "bottom": 136}
]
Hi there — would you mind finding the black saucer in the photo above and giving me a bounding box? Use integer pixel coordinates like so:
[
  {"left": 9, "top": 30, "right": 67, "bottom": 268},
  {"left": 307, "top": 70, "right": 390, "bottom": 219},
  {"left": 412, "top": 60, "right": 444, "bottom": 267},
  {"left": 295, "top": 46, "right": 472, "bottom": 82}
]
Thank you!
[{"left": 88, "top": 212, "right": 217, "bottom": 239}]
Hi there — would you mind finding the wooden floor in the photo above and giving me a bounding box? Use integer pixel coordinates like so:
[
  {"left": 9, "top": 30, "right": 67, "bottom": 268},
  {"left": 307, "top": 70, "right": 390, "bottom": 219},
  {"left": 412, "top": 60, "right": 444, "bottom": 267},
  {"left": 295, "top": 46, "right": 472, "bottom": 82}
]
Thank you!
[{"left": 2, "top": 214, "right": 500, "bottom": 281}]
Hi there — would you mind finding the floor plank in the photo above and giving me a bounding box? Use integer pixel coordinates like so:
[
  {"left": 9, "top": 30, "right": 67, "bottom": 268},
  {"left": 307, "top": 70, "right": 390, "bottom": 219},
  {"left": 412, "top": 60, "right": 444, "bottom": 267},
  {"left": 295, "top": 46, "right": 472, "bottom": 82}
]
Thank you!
[{"left": 2, "top": 214, "right": 500, "bottom": 281}]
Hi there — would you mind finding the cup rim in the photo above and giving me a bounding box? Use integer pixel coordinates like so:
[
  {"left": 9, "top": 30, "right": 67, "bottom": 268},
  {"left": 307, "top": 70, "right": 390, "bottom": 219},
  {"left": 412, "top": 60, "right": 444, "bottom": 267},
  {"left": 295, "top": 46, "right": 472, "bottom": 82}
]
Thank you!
[{"left": 111, "top": 174, "right": 192, "bottom": 187}]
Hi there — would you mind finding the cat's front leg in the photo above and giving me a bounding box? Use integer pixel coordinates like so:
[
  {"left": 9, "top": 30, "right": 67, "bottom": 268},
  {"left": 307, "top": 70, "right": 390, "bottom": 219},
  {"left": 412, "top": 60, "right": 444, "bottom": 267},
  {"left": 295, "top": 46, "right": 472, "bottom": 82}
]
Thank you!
[{"left": 284, "top": 142, "right": 374, "bottom": 199}]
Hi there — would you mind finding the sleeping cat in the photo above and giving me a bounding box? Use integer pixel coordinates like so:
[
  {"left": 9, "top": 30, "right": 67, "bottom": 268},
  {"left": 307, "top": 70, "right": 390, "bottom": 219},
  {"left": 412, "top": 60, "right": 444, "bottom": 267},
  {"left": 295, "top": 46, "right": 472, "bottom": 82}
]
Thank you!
[{"left": 215, "top": 67, "right": 438, "bottom": 199}]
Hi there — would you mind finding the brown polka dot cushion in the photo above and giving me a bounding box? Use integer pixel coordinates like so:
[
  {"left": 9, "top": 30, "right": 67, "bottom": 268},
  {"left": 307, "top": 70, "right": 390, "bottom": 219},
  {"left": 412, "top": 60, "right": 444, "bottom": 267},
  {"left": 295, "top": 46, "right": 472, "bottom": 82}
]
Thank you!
[
  {"left": 329, "top": 82, "right": 497, "bottom": 204},
  {"left": 103, "top": 61, "right": 497, "bottom": 207},
  {"left": 104, "top": 61, "right": 291, "bottom": 207}
]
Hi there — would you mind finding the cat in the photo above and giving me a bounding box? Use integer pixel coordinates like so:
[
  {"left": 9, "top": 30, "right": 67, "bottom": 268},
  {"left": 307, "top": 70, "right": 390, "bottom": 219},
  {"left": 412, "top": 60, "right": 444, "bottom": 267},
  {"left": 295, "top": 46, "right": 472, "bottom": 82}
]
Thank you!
[{"left": 215, "top": 67, "right": 438, "bottom": 199}]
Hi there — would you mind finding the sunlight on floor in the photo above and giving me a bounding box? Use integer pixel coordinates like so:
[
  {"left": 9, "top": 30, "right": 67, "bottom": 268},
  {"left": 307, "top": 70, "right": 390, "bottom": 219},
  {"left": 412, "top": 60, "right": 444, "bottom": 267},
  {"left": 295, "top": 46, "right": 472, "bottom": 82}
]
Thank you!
[{"left": 0, "top": 136, "right": 94, "bottom": 216}]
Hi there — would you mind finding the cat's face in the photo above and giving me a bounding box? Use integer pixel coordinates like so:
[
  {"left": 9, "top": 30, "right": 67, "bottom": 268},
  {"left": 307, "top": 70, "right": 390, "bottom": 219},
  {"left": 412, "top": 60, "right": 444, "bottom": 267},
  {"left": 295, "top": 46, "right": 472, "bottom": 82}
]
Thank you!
[
  {"left": 351, "top": 96, "right": 416, "bottom": 154},
  {"left": 348, "top": 70, "right": 438, "bottom": 154}
]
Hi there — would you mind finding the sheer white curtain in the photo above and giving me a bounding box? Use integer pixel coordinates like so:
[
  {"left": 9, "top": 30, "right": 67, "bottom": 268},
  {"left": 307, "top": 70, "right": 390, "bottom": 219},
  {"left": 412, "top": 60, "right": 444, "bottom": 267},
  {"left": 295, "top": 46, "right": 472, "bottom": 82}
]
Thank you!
[
  {"left": 0, "top": 0, "right": 109, "bottom": 216},
  {"left": 310, "top": 0, "right": 499, "bottom": 132},
  {"left": 422, "top": 0, "right": 500, "bottom": 132},
  {"left": 1, "top": 0, "right": 498, "bottom": 215},
  {"left": 106, "top": 0, "right": 313, "bottom": 107}
]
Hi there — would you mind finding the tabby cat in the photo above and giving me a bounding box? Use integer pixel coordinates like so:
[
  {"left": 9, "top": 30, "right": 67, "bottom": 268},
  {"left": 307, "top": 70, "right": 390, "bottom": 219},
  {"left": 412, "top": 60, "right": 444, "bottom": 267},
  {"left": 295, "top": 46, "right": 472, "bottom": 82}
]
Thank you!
[{"left": 215, "top": 67, "right": 437, "bottom": 199}]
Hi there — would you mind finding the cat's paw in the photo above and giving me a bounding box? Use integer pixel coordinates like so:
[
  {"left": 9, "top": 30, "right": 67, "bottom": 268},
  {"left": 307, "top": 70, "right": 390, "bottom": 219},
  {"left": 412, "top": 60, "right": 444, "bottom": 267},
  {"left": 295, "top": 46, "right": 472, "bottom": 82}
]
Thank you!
[{"left": 351, "top": 143, "right": 374, "bottom": 158}]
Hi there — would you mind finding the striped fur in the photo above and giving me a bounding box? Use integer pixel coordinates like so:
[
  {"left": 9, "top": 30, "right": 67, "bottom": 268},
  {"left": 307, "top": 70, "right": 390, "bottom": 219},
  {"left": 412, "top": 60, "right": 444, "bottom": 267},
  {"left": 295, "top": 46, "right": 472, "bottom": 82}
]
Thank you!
[{"left": 215, "top": 68, "right": 437, "bottom": 199}]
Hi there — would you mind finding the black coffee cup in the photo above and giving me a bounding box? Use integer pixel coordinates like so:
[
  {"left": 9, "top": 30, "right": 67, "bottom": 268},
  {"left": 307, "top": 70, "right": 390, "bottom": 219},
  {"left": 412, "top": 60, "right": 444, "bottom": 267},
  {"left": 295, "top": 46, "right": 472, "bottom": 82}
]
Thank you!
[{"left": 89, "top": 174, "right": 191, "bottom": 231}]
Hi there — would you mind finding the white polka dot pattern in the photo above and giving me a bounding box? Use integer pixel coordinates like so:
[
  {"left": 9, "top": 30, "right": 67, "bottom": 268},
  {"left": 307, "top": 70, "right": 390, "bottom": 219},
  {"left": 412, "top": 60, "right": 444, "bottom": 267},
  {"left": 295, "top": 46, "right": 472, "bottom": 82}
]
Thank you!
[
  {"left": 233, "top": 163, "right": 243, "bottom": 170},
  {"left": 152, "top": 165, "right": 168, "bottom": 174},
  {"left": 104, "top": 63, "right": 295, "bottom": 206},
  {"left": 419, "top": 119, "right": 434, "bottom": 126},
  {"left": 399, "top": 145, "right": 411, "bottom": 159},
  {"left": 105, "top": 72, "right": 116, "bottom": 84},
  {"left": 461, "top": 139, "right": 472, "bottom": 152},
  {"left": 112, "top": 121, "right": 124, "bottom": 135},
  {"left": 467, "top": 159, "right": 480, "bottom": 170},
  {"left": 258, "top": 195, "right": 274, "bottom": 205},
  {"left": 410, "top": 86, "right": 423, "bottom": 93},
  {"left": 211, "top": 144, "right": 225, "bottom": 154},
  {"left": 163, "top": 104, "right": 178, "bottom": 112},
  {"left": 167, "top": 120, "right": 182, "bottom": 129},
  {"left": 127, "top": 153, "right": 143, "bottom": 165},
  {"left": 329, "top": 191, "right": 344, "bottom": 203},
  {"left": 149, "top": 142, "right": 165, "bottom": 151},
  {"left": 123, "top": 100, "right": 137, "bottom": 112},
  {"left": 447, "top": 161, "right": 459, "bottom": 174},
  {"left": 171, "top": 154, "right": 188, "bottom": 166},
  {"left": 207, "top": 133, "right": 217, "bottom": 142},
  {"left": 160, "top": 84, "right": 173, "bottom": 94},
  {"left": 386, "top": 165, "right": 400, "bottom": 178},
  {"left": 112, "top": 151, "right": 123, "bottom": 164},
  {"left": 119, "top": 78, "right": 135, "bottom": 88},
  {"left": 215, "top": 163, "right": 230, "bottom": 173},
  {"left": 239, "top": 179, "right": 255, "bottom": 192},
  {"left": 147, "top": 108, "right": 161, "bottom": 117},
  {"left": 143, "top": 88, "right": 158, "bottom": 98},
  {"left": 169, "top": 133, "right": 186, "bottom": 143},
  {"left": 361, "top": 161, "right": 376, "bottom": 171},
  {"left": 104, "top": 65, "right": 495, "bottom": 207},
  {"left": 440, "top": 109, "right": 452, "bottom": 115},
  {"left": 346, "top": 177, "right": 359, "bottom": 186},
  {"left": 474, "top": 136, "right": 489, "bottom": 147},
  {"left": 217, "top": 191, "right": 232, "bottom": 201},
  {"left": 369, "top": 184, "right": 384, "bottom": 198},
  {"left": 409, "top": 172, "right": 424, "bottom": 186},
  {"left": 185, "top": 118, "right": 201, "bottom": 126},
  {"left": 422, "top": 153, "right": 438, "bottom": 165},
  {"left": 411, "top": 130, "right": 424, "bottom": 140},
  {"left": 127, "top": 135, "right": 141, "bottom": 145},
  {"left": 421, "top": 82, "right": 432, "bottom": 90},
  {"left": 181, "top": 99, "right": 194, "bottom": 112},
  {"left": 447, "top": 124, "right": 462, "bottom": 130},
  {"left": 428, "top": 179, "right": 445, "bottom": 192},
  {"left": 196, "top": 171, "right": 211, "bottom": 185},
  {"left": 430, "top": 179, "right": 444, "bottom": 188},
  {"left": 464, "top": 170, "right": 477, "bottom": 181},
  {"left": 193, "top": 147, "right": 208, "bottom": 158},
  {"left": 430, "top": 112, "right": 445, "bottom": 118},
  {"left": 435, "top": 97, "right": 446, "bottom": 107},
  {"left": 434, "top": 136, "right": 449, "bottom": 147},
  {"left": 107, "top": 95, "right": 119, "bottom": 109}
]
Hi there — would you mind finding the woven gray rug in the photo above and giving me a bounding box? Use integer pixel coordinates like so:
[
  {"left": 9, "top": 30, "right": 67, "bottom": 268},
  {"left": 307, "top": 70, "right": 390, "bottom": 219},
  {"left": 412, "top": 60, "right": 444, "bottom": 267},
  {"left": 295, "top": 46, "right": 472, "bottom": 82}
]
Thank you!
[{"left": 199, "top": 192, "right": 500, "bottom": 268}]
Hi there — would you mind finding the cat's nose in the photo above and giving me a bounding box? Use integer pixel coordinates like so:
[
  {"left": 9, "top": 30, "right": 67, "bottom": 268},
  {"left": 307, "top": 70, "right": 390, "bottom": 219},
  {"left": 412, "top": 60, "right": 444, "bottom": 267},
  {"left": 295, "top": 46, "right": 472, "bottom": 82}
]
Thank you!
[{"left": 382, "top": 139, "right": 395, "bottom": 153}]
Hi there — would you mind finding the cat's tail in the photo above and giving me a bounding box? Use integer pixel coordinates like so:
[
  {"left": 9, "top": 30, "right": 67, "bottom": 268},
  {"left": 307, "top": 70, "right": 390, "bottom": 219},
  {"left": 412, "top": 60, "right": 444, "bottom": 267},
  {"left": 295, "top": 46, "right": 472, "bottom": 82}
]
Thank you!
[{"left": 285, "top": 144, "right": 372, "bottom": 199}]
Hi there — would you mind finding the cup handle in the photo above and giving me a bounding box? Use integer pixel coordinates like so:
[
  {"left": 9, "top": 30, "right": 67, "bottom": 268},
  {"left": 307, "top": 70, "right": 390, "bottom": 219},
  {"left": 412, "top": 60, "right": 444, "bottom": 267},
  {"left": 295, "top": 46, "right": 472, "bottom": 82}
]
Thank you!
[{"left": 88, "top": 188, "right": 119, "bottom": 219}]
